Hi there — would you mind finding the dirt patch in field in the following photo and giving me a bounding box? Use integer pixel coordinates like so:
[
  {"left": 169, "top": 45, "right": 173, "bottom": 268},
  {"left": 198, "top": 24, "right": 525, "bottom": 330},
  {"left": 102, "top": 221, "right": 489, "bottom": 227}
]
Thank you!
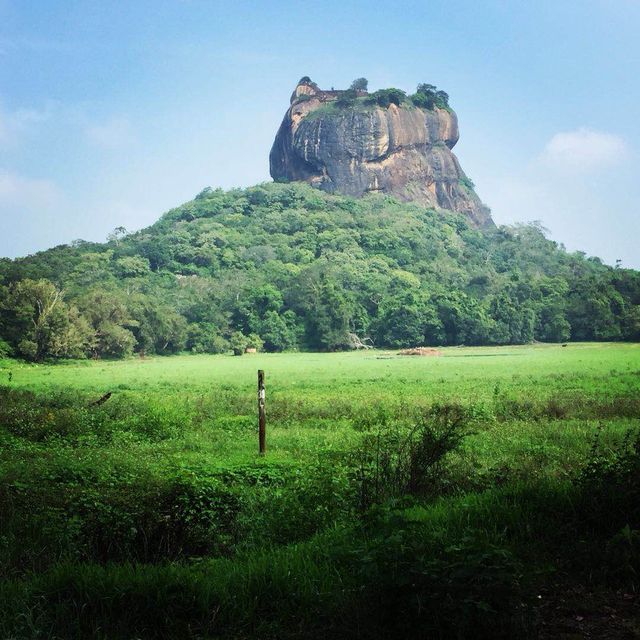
[
  {"left": 398, "top": 347, "right": 443, "bottom": 357},
  {"left": 536, "top": 581, "right": 640, "bottom": 639}
]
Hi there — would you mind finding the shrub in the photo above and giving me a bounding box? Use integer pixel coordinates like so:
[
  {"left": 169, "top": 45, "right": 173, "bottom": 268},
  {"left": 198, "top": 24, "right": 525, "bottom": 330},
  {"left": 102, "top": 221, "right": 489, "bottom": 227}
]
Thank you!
[
  {"left": 187, "top": 323, "right": 229, "bottom": 354},
  {"left": 336, "top": 88, "right": 358, "bottom": 108},
  {"left": 0, "top": 338, "right": 14, "bottom": 358},
  {"left": 353, "top": 406, "right": 467, "bottom": 509},
  {"left": 229, "top": 331, "right": 248, "bottom": 356},
  {"left": 410, "top": 83, "right": 450, "bottom": 110},
  {"left": 368, "top": 88, "right": 406, "bottom": 108},
  {"left": 357, "top": 516, "right": 527, "bottom": 639},
  {"left": 459, "top": 175, "right": 476, "bottom": 190},
  {"left": 246, "top": 333, "right": 264, "bottom": 351},
  {"left": 578, "top": 428, "right": 640, "bottom": 527}
]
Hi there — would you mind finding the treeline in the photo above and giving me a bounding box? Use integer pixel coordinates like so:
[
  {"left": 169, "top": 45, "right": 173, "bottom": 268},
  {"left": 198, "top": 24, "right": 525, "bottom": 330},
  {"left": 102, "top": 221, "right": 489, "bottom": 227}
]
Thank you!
[{"left": 1, "top": 182, "right": 639, "bottom": 361}]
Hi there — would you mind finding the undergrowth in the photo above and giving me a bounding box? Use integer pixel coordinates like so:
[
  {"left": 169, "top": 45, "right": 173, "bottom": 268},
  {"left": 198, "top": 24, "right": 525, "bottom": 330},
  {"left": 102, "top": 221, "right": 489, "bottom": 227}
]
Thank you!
[{"left": 0, "top": 347, "right": 639, "bottom": 638}]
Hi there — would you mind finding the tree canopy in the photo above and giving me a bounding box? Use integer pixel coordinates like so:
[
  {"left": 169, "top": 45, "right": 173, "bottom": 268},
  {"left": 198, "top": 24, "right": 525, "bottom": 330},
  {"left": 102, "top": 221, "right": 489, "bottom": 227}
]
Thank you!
[
  {"left": 349, "top": 77, "right": 368, "bottom": 91},
  {"left": 1, "top": 182, "right": 638, "bottom": 361}
]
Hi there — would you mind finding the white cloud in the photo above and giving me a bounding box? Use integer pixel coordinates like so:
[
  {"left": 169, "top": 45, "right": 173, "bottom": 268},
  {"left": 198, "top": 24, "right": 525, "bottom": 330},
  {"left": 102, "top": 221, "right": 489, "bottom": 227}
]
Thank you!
[
  {"left": 470, "top": 125, "right": 638, "bottom": 268},
  {"left": 539, "top": 127, "right": 629, "bottom": 172},
  {"left": 85, "top": 117, "right": 136, "bottom": 150}
]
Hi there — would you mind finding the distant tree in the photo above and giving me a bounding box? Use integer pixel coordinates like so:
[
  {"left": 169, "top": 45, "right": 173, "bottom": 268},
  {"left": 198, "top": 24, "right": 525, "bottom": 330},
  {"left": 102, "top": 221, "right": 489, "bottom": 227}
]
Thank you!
[
  {"left": 376, "top": 292, "right": 442, "bottom": 348},
  {"left": 622, "top": 305, "right": 640, "bottom": 340},
  {"left": 78, "top": 290, "right": 137, "bottom": 358},
  {"left": 230, "top": 331, "right": 248, "bottom": 356},
  {"left": 411, "top": 83, "right": 450, "bottom": 110},
  {"left": 69, "top": 251, "right": 115, "bottom": 288},
  {"left": 107, "top": 226, "right": 128, "bottom": 245},
  {"left": 567, "top": 279, "right": 623, "bottom": 341},
  {"left": 195, "top": 187, "right": 213, "bottom": 200},
  {"left": 48, "top": 306, "right": 95, "bottom": 358},
  {"left": 369, "top": 88, "right": 406, "bottom": 108},
  {"left": 186, "top": 323, "right": 229, "bottom": 354},
  {"left": 115, "top": 256, "right": 150, "bottom": 278},
  {"left": 0, "top": 337, "right": 12, "bottom": 358},
  {"left": 416, "top": 83, "right": 437, "bottom": 94},
  {"left": 349, "top": 77, "right": 368, "bottom": 91},
  {"left": 0, "top": 279, "right": 94, "bottom": 360},
  {"left": 246, "top": 333, "right": 264, "bottom": 351},
  {"left": 435, "top": 90, "right": 449, "bottom": 106},
  {"left": 260, "top": 310, "right": 299, "bottom": 351},
  {"left": 128, "top": 296, "right": 187, "bottom": 354},
  {"left": 95, "top": 321, "right": 136, "bottom": 358}
]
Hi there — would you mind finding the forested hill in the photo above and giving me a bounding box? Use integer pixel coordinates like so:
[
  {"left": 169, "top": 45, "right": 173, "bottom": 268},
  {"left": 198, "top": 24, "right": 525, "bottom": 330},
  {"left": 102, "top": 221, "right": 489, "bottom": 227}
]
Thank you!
[{"left": 1, "top": 181, "right": 639, "bottom": 361}]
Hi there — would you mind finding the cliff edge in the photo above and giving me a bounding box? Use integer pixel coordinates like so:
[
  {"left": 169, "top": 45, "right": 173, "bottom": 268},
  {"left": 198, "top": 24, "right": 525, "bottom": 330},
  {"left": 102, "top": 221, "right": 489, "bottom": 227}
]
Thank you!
[{"left": 269, "top": 78, "right": 492, "bottom": 227}]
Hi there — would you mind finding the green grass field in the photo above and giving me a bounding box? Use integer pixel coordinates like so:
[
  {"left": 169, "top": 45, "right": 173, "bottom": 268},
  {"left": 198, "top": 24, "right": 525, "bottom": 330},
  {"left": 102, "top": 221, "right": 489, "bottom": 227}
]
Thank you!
[{"left": 1, "top": 343, "right": 639, "bottom": 638}]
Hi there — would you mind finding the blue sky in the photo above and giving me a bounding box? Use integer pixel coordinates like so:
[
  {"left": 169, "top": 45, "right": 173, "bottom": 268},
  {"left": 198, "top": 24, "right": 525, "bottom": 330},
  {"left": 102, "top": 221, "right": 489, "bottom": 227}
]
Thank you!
[{"left": 1, "top": 0, "right": 638, "bottom": 266}]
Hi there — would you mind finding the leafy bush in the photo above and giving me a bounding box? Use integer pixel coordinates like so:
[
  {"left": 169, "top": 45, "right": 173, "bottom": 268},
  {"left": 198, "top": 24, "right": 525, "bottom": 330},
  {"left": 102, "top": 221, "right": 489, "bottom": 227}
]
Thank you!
[
  {"left": 353, "top": 406, "right": 467, "bottom": 509},
  {"left": 367, "top": 88, "right": 406, "bottom": 108},
  {"left": 336, "top": 88, "right": 357, "bottom": 108},
  {"left": 0, "top": 338, "right": 13, "bottom": 358},
  {"left": 578, "top": 428, "right": 640, "bottom": 526},
  {"left": 357, "top": 514, "right": 527, "bottom": 639},
  {"left": 229, "top": 331, "right": 248, "bottom": 355},
  {"left": 186, "top": 323, "right": 229, "bottom": 354},
  {"left": 459, "top": 175, "right": 476, "bottom": 190},
  {"left": 410, "top": 83, "right": 450, "bottom": 110}
]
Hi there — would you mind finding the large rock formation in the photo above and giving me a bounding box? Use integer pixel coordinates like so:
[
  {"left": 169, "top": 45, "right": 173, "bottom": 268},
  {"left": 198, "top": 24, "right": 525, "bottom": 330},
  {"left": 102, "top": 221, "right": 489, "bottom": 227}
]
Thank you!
[{"left": 270, "top": 79, "right": 492, "bottom": 227}]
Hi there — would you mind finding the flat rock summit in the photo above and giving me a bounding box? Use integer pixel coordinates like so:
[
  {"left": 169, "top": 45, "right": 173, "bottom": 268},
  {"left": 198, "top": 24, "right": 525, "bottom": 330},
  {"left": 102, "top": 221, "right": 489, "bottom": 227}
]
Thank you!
[{"left": 270, "top": 78, "right": 493, "bottom": 227}]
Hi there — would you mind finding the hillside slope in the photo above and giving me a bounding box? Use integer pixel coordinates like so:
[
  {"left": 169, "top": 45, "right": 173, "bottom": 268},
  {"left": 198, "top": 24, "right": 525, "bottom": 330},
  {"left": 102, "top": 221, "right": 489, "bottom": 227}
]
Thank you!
[{"left": 1, "top": 182, "right": 639, "bottom": 360}]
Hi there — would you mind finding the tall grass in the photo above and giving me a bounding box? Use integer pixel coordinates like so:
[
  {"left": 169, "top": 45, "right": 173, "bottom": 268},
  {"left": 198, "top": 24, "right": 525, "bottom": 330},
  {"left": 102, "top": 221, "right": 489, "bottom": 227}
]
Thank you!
[{"left": 0, "top": 344, "right": 638, "bottom": 637}]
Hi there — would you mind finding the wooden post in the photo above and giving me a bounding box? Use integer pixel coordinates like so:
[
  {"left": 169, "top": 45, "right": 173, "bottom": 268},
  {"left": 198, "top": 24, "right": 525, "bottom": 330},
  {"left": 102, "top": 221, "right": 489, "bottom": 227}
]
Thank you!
[{"left": 258, "top": 370, "right": 266, "bottom": 455}]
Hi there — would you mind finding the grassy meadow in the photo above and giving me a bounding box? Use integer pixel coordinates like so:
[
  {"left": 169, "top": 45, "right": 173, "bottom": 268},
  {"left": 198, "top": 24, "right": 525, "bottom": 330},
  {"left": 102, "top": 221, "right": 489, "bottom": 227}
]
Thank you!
[{"left": 1, "top": 343, "right": 639, "bottom": 638}]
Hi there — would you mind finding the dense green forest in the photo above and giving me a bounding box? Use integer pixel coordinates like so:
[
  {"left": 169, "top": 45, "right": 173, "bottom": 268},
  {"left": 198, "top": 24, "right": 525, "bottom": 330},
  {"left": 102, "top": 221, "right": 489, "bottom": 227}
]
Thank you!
[{"left": 1, "top": 181, "right": 639, "bottom": 361}]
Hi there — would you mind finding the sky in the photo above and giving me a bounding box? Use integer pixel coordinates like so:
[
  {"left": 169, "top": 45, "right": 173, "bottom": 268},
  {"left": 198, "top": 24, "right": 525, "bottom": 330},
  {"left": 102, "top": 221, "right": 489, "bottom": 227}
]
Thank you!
[{"left": 0, "top": 0, "right": 638, "bottom": 267}]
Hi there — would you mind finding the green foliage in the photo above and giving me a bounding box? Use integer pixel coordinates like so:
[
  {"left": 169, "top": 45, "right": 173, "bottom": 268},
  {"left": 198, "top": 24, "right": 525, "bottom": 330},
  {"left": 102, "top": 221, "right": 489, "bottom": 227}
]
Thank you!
[
  {"left": 578, "top": 427, "right": 640, "bottom": 525},
  {"left": 410, "top": 82, "right": 451, "bottom": 110},
  {"left": 186, "top": 323, "right": 229, "bottom": 353},
  {"left": 0, "top": 279, "right": 94, "bottom": 361},
  {"left": 0, "top": 346, "right": 639, "bottom": 637},
  {"left": 114, "top": 255, "right": 150, "bottom": 278},
  {"left": 354, "top": 405, "right": 467, "bottom": 509},
  {"left": 78, "top": 290, "right": 137, "bottom": 358},
  {"left": 0, "top": 337, "right": 12, "bottom": 358},
  {"left": 459, "top": 175, "right": 475, "bottom": 190},
  {"left": 336, "top": 88, "right": 358, "bottom": 108},
  {"left": 246, "top": 332, "right": 263, "bottom": 351},
  {"left": 367, "top": 87, "right": 406, "bottom": 108},
  {"left": 349, "top": 77, "right": 368, "bottom": 91},
  {"left": 0, "top": 182, "right": 638, "bottom": 360},
  {"left": 229, "top": 330, "right": 248, "bottom": 355}
]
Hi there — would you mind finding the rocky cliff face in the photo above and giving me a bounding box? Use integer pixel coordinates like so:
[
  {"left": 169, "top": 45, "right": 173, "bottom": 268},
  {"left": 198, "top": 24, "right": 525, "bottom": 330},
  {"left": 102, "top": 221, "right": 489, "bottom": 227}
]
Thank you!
[{"left": 270, "top": 80, "right": 493, "bottom": 228}]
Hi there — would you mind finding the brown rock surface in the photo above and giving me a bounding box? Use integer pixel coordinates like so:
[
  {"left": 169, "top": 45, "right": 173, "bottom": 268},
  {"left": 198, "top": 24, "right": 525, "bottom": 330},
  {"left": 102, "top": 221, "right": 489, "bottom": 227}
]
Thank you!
[{"left": 270, "top": 79, "right": 493, "bottom": 227}]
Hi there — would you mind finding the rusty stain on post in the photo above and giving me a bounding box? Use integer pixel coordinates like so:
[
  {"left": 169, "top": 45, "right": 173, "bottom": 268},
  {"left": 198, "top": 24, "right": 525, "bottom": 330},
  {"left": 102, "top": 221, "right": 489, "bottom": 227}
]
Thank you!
[{"left": 258, "top": 369, "right": 266, "bottom": 455}]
